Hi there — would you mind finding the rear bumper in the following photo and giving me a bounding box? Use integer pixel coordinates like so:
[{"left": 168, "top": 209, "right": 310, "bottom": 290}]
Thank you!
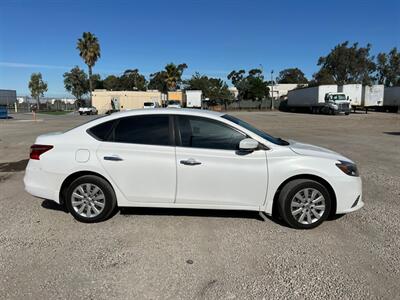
[{"left": 23, "top": 160, "right": 63, "bottom": 203}]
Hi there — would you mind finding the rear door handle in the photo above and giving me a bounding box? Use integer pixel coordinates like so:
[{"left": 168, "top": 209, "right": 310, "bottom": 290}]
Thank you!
[
  {"left": 180, "top": 158, "right": 201, "bottom": 166},
  {"left": 104, "top": 155, "right": 123, "bottom": 161}
]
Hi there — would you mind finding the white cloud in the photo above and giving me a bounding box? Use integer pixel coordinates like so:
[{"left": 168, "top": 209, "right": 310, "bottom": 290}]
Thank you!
[{"left": 0, "top": 61, "right": 70, "bottom": 69}]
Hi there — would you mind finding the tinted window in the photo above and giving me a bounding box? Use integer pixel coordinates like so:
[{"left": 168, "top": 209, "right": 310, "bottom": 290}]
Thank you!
[
  {"left": 114, "top": 115, "right": 170, "bottom": 146},
  {"left": 222, "top": 114, "right": 289, "bottom": 146},
  {"left": 88, "top": 119, "right": 116, "bottom": 141},
  {"left": 177, "top": 116, "right": 245, "bottom": 150}
]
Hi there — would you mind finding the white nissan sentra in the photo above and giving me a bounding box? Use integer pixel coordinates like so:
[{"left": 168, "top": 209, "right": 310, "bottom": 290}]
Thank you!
[{"left": 24, "top": 109, "right": 363, "bottom": 229}]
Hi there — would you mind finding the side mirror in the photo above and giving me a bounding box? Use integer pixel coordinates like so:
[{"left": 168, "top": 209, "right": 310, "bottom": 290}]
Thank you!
[
  {"left": 347, "top": 96, "right": 349, "bottom": 100},
  {"left": 239, "top": 138, "right": 259, "bottom": 151}
]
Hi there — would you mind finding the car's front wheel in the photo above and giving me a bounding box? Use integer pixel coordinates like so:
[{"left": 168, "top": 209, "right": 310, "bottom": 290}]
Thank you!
[
  {"left": 278, "top": 179, "right": 331, "bottom": 229},
  {"left": 65, "top": 175, "right": 117, "bottom": 223}
]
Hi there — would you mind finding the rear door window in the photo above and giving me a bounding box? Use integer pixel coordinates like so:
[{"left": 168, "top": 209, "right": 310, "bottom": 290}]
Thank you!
[{"left": 113, "top": 115, "right": 170, "bottom": 146}]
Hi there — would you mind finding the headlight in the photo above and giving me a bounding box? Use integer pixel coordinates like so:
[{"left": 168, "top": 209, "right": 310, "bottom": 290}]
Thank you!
[{"left": 336, "top": 160, "right": 359, "bottom": 177}]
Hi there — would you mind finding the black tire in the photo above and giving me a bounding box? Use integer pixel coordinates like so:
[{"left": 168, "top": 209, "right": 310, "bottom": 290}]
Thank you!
[
  {"left": 278, "top": 179, "right": 331, "bottom": 229},
  {"left": 79, "top": 112, "right": 83, "bottom": 115},
  {"left": 345, "top": 112, "right": 349, "bottom": 115},
  {"left": 65, "top": 175, "right": 117, "bottom": 223}
]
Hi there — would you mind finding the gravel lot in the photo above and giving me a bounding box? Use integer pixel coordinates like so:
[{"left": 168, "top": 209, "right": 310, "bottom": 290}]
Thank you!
[{"left": 0, "top": 111, "right": 399, "bottom": 299}]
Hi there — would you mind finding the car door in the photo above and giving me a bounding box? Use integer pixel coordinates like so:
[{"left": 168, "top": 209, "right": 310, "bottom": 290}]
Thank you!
[
  {"left": 174, "top": 115, "right": 268, "bottom": 208},
  {"left": 96, "top": 114, "right": 176, "bottom": 204}
]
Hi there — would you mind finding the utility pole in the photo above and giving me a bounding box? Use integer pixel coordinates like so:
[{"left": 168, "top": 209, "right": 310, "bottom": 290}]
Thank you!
[
  {"left": 259, "top": 64, "right": 264, "bottom": 110},
  {"left": 271, "top": 70, "right": 274, "bottom": 110}
]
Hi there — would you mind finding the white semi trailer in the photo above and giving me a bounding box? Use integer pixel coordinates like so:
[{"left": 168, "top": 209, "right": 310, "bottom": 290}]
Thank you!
[
  {"left": 287, "top": 85, "right": 350, "bottom": 115},
  {"left": 382, "top": 87, "right": 400, "bottom": 113},
  {"left": 186, "top": 90, "right": 203, "bottom": 108},
  {"left": 338, "top": 84, "right": 362, "bottom": 111},
  {"left": 362, "top": 85, "right": 384, "bottom": 110}
]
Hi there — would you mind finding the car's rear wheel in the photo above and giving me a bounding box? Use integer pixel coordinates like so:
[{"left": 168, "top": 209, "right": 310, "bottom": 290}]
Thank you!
[
  {"left": 278, "top": 179, "right": 331, "bottom": 229},
  {"left": 66, "top": 175, "right": 117, "bottom": 223}
]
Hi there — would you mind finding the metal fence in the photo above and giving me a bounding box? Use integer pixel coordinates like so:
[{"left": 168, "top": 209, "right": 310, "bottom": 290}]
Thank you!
[
  {"left": 7, "top": 101, "right": 76, "bottom": 113},
  {"left": 206, "top": 99, "right": 281, "bottom": 111}
]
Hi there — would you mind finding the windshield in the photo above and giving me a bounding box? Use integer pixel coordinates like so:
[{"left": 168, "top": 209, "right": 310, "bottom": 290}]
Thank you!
[
  {"left": 222, "top": 114, "right": 289, "bottom": 146},
  {"left": 331, "top": 94, "right": 347, "bottom": 101}
]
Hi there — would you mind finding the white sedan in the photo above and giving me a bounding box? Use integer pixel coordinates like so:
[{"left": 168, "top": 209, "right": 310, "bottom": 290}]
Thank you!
[
  {"left": 166, "top": 100, "right": 182, "bottom": 108},
  {"left": 24, "top": 109, "right": 363, "bottom": 229}
]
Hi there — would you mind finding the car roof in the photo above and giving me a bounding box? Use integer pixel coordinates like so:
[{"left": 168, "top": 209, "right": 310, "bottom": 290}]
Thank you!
[
  {"left": 70, "top": 108, "right": 227, "bottom": 134},
  {"left": 109, "top": 108, "right": 225, "bottom": 118}
]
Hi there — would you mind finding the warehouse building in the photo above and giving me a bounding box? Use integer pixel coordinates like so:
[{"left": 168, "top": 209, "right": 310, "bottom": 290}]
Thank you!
[
  {"left": 92, "top": 90, "right": 163, "bottom": 114},
  {"left": 167, "top": 90, "right": 186, "bottom": 105}
]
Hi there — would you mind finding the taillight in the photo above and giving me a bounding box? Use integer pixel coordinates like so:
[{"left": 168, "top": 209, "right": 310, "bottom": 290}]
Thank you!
[{"left": 30, "top": 144, "right": 53, "bottom": 160}]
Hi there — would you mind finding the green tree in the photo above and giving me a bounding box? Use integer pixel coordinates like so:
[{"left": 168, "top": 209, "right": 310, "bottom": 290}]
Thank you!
[
  {"left": 28, "top": 72, "right": 48, "bottom": 110},
  {"left": 376, "top": 48, "right": 400, "bottom": 86},
  {"left": 186, "top": 73, "right": 233, "bottom": 109},
  {"left": 148, "top": 71, "right": 168, "bottom": 93},
  {"left": 277, "top": 68, "right": 308, "bottom": 84},
  {"left": 103, "top": 75, "right": 120, "bottom": 91},
  {"left": 227, "top": 70, "right": 246, "bottom": 99},
  {"left": 91, "top": 73, "right": 103, "bottom": 90},
  {"left": 77, "top": 32, "right": 101, "bottom": 104},
  {"left": 63, "top": 66, "right": 89, "bottom": 105},
  {"left": 119, "top": 69, "right": 147, "bottom": 91},
  {"left": 165, "top": 63, "right": 188, "bottom": 91},
  {"left": 148, "top": 63, "right": 187, "bottom": 99},
  {"left": 227, "top": 69, "right": 269, "bottom": 102},
  {"left": 316, "top": 41, "right": 375, "bottom": 85},
  {"left": 310, "top": 69, "right": 336, "bottom": 86}
]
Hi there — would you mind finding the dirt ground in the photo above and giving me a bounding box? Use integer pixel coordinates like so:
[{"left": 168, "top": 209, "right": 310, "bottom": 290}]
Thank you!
[{"left": 0, "top": 111, "right": 399, "bottom": 299}]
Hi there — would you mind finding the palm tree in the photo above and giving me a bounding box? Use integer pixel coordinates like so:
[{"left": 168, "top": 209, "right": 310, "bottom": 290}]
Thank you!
[
  {"left": 165, "top": 63, "right": 187, "bottom": 91},
  {"left": 76, "top": 32, "right": 101, "bottom": 104},
  {"left": 164, "top": 63, "right": 187, "bottom": 103}
]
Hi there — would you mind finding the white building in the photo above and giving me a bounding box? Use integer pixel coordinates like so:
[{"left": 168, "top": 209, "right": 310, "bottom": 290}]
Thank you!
[{"left": 268, "top": 83, "right": 307, "bottom": 100}]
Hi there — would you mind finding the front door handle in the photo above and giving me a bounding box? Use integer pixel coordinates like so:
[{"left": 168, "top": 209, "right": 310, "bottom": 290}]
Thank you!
[
  {"left": 104, "top": 155, "right": 123, "bottom": 161},
  {"left": 180, "top": 158, "right": 201, "bottom": 166}
]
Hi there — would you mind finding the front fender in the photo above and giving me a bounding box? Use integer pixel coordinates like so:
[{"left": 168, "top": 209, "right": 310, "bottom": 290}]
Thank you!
[{"left": 262, "top": 151, "right": 339, "bottom": 214}]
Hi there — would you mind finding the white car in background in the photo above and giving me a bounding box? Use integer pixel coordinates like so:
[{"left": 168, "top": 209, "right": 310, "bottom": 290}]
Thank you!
[
  {"left": 24, "top": 109, "right": 363, "bottom": 229},
  {"left": 167, "top": 100, "right": 182, "bottom": 108},
  {"left": 78, "top": 106, "right": 98, "bottom": 115},
  {"left": 143, "top": 102, "right": 160, "bottom": 109}
]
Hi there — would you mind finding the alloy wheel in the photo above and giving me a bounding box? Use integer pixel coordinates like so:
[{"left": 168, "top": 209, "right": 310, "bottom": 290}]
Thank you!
[
  {"left": 290, "top": 188, "right": 326, "bottom": 225},
  {"left": 71, "top": 183, "right": 106, "bottom": 218}
]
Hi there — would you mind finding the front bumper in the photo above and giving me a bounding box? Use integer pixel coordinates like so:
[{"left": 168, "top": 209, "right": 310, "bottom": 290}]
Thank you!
[
  {"left": 337, "top": 103, "right": 350, "bottom": 113},
  {"left": 332, "top": 174, "right": 364, "bottom": 214}
]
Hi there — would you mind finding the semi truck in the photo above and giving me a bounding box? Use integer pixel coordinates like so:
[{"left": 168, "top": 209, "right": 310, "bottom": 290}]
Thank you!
[
  {"left": 186, "top": 90, "right": 202, "bottom": 108},
  {"left": 287, "top": 85, "right": 350, "bottom": 115}
]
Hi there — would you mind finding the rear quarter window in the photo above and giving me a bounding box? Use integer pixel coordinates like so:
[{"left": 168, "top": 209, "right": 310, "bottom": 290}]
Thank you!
[{"left": 87, "top": 120, "right": 116, "bottom": 141}]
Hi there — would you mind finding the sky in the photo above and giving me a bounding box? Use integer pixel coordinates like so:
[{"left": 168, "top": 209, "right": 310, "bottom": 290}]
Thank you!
[{"left": 0, "top": 0, "right": 399, "bottom": 97}]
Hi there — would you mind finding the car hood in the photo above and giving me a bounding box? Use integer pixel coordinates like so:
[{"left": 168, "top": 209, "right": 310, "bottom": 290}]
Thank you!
[{"left": 288, "top": 139, "right": 353, "bottom": 163}]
